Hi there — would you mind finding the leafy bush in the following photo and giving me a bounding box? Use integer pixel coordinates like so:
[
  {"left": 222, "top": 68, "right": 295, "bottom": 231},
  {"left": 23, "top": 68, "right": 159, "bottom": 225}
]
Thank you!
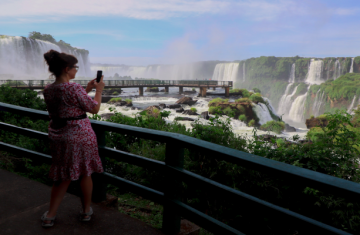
[
  {"left": 112, "top": 91, "right": 119, "bottom": 95},
  {"left": 249, "top": 93, "right": 265, "bottom": 104},
  {"left": 109, "top": 97, "right": 122, "bottom": 102},
  {"left": 248, "top": 119, "right": 255, "bottom": 126},
  {"left": 259, "top": 120, "right": 285, "bottom": 134},
  {"left": 236, "top": 104, "right": 246, "bottom": 114},
  {"left": 208, "top": 106, "right": 222, "bottom": 114},
  {"left": 253, "top": 88, "right": 261, "bottom": 93},
  {"left": 238, "top": 114, "right": 246, "bottom": 122},
  {"left": 222, "top": 107, "right": 234, "bottom": 117},
  {"left": 190, "top": 107, "right": 197, "bottom": 113},
  {"left": 208, "top": 98, "right": 229, "bottom": 106},
  {"left": 125, "top": 99, "right": 132, "bottom": 104}
]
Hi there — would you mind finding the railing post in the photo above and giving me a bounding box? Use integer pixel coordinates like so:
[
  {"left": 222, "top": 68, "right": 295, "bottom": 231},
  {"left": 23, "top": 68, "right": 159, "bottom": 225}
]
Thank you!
[
  {"left": 91, "top": 127, "right": 107, "bottom": 202},
  {"left": 162, "top": 141, "right": 184, "bottom": 234}
]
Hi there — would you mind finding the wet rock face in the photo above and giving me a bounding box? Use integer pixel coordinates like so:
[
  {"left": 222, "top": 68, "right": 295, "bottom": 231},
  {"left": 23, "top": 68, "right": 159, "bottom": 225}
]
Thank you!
[
  {"left": 145, "top": 105, "right": 161, "bottom": 118},
  {"left": 201, "top": 111, "right": 209, "bottom": 120},
  {"left": 305, "top": 117, "right": 328, "bottom": 129},
  {"left": 284, "top": 123, "right": 296, "bottom": 132},
  {"left": 175, "top": 97, "right": 198, "bottom": 106},
  {"left": 168, "top": 104, "right": 182, "bottom": 109},
  {"left": 176, "top": 107, "right": 184, "bottom": 113},
  {"left": 100, "top": 113, "right": 115, "bottom": 120},
  {"left": 114, "top": 101, "right": 127, "bottom": 106},
  {"left": 159, "top": 103, "right": 167, "bottom": 109},
  {"left": 182, "top": 110, "right": 199, "bottom": 115}
]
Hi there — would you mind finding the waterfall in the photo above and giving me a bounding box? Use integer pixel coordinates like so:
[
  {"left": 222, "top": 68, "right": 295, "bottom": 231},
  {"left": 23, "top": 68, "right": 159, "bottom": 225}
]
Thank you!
[
  {"left": 0, "top": 35, "right": 92, "bottom": 78},
  {"left": 289, "top": 63, "right": 295, "bottom": 83},
  {"left": 312, "top": 90, "right": 325, "bottom": 117},
  {"left": 350, "top": 58, "right": 355, "bottom": 73},
  {"left": 347, "top": 96, "right": 357, "bottom": 113},
  {"left": 243, "top": 62, "right": 246, "bottom": 82},
  {"left": 211, "top": 63, "right": 239, "bottom": 82},
  {"left": 305, "top": 59, "right": 324, "bottom": 85},
  {"left": 278, "top": 85, "right": 299, "bottom": 117},
  {"left": 333, "top": 60, "right": 342, "bottom": 80},
  {"left": 252, "top": 103, "right": 273, "bottom": 125},
  {"left": 263, "top": 97, "right": 278, "bottom": 117},
  {"left": 288, "top": 86, "right": 310, "bottom": 123}
]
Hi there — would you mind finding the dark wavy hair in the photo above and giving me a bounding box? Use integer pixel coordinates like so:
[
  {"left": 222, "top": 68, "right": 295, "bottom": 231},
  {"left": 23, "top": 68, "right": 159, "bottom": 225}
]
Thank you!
[{"left": 44, "top": 50, "right": 78, "bottom": 78}]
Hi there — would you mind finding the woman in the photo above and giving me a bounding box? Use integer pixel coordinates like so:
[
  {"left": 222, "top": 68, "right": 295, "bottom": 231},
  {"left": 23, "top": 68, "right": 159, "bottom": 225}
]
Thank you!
[{"left": 40, "top": 49, "right": 105, "bottom": 227}]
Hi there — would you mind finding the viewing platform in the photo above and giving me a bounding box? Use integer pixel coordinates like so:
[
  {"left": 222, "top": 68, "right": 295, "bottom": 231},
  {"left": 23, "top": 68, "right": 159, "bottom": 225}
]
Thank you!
[
  {"left": 0, "top": 169, "right": 164, "bottom": 235},
  {"left": 0, "top": 80, "right": 233, "bottom": 97}
]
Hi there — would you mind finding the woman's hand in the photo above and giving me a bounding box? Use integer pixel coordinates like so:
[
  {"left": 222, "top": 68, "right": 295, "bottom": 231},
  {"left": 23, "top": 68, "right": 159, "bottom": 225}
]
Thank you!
[
  {"left": 94, "top": 76, "right": 105, "bottom": 93},
  {"left": 85, "top": 79, "right": 96, "bottom": 93}
]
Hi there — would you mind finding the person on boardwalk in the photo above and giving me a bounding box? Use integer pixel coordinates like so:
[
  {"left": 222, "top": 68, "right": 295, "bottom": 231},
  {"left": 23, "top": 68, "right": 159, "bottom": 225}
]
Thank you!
[{"left": 40, "top": 49, "right": 105, "bottom": 227}]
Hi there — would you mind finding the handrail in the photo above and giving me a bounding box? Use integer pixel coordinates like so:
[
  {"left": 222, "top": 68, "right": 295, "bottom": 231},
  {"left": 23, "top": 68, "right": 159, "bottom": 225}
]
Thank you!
[
  {"left": 0, "top": 80, "right": 233, "bottom": 88},
  {"left": 0, "top": 101, "right": 355, "bottom": 235}
]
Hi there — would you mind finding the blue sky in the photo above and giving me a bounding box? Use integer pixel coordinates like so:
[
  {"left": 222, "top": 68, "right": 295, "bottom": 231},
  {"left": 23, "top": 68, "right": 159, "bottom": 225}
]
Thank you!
[{"left": 1, "top": 0, "right": 360, "bottom": 65}]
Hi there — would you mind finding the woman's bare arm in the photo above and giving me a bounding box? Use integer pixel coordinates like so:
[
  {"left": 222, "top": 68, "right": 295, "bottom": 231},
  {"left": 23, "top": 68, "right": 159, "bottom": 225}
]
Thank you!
[{"left": 89, "top": 76, "right": 105, "bottom": 114}]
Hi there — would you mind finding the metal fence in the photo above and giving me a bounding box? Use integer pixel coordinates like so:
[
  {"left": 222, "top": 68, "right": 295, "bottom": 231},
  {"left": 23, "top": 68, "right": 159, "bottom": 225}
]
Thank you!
[
  {"left": 0, "top": 80, "right": 232, "bottom": 88},
  {"left": 0, "top": 102, "right": 358, "bottom": 234}
]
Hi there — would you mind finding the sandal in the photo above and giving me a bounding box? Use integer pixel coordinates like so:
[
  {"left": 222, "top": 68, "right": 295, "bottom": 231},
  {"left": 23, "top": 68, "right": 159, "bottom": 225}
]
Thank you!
[
  {"left": 79, "top": 207, "right": 93, "bottom": 222},
  {"left": 41, "top": 211, "right": 56, "bottom": 227}
]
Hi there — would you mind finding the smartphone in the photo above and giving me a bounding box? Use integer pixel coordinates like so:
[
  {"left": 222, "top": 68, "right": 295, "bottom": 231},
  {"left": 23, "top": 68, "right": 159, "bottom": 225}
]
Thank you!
[{"left": 96, "top": 70, "right": 102, "bottom": 83}]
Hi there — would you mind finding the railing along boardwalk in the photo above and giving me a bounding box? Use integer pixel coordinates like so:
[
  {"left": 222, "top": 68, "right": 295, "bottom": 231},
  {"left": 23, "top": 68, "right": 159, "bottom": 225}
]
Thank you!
[
  {"left": 0, "top": 80, "right": 233, "bottom": 97},
  {"left": 0, "top": 101, "right": 359, "bottom": 234}
]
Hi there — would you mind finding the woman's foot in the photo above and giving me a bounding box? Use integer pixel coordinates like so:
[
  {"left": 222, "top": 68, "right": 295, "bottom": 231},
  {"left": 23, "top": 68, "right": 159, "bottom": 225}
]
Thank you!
[
  {"left": 80, "top": 207, "right": 93, "bottom": 221},
  {"left": 41, "top": 211, "right": 56, "bottom": 227}
]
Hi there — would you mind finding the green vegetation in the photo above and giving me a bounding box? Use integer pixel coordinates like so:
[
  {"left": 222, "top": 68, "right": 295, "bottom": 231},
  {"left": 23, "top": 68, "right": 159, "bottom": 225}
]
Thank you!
[
  {"left": 253, "top": 88, "right": 261, "bottom": 93},
  {"left": 112, "top": 91, "right": 119, "bottom": 95},
  {"left": 249, "top": 93, "right": 265, "bottom": 104},
  {"left": 29, "top": 31, "right": 89, "bottom": 54},
  {"left": 109, "top": 97, "right": 122, "bottom": 103},
  {"left": 190, "top": 107, "right": 197, "bottom": 113},
  {"left": 3, "top": 85, "right": 360, "bottom": 233},
  {"left": 259, "top": 120, "right": 285, "bottom": 134},
  {"left": 238, "top": 114, "right": 246, "bottom": 122},
  {"left": 248, "top": 119, "right": 255, "bottom": 126},
  {"left": 125, "top": 99, "right": 132, "bottom": 104}
]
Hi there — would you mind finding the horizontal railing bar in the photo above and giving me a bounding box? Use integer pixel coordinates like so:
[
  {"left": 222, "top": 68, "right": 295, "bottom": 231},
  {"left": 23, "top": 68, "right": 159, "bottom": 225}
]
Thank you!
[
  {"left": 0, "top": 102, "right": 49, "bottom": 121},
  {"left": 0, "top": 122, "right": 48, "bottom": 142},
  {"left": 0, "top": 141, "right": 52, "bottom": 165},
  {"left": 1, "top": 102, "right": 360, "bottom": 201},
  {"left": 168, "top": 166, "right": 349, "bottom": 234},
  {"left": 170, "top": 199, "right": 244, "bottom": 235},
  {"left": 99, "top": 147, "right": 165, "bottom": 172},
  {"left": 103, "top": 172, "right": 164, "bottom": 204}
]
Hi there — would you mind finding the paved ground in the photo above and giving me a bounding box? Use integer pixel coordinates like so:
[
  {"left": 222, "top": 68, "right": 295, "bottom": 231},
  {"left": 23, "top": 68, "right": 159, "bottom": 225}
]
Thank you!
[{"left": 0, "top": 169, "right": 164, "bottom": 235}]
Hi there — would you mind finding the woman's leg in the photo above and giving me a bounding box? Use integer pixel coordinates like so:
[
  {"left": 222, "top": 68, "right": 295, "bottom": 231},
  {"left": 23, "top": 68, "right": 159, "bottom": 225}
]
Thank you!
[
  {"left": 80, "top": 175, "right": 93, "bottom": 218},
  {"left": 44, "top": 180, "right": 71, "bottom": 222}
]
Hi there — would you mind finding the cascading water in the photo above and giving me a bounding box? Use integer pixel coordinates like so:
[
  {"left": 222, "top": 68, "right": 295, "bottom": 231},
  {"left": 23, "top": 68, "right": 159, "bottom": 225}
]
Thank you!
[
  {"left": 312, "top": 90, "right": 325, "bottom": 117},
  {"left": 288, "top": 63, "right": 295, "bottom": 83},
  {"left": 350, "top": 58, "right": 355, "bottom": 73},
  {"left": 242, "top": 62, "right": 246, "bottom": 82},
  {"left": 305, "top": 59, "right": 324, "bottom": 85},
  {"left": 0, "top": 35, "right": 92, "bottom": 78},
  {"left": 347, "top": 96, "right": 357, "bottom": 113},
  {"left": 211, "top": 63, "right": 239, "bottom": 82},
  {"left": 252, "top": 103, "right": 274, "bottom": 125},
  {"left": 333, "top": 60, "right": 342, "bottom": 80},
  {"left": 288, "top": 86, "right": 310, "bottom": 123},
  {"left": 277, "top": 63, "right": 296, "bottom": 116}
]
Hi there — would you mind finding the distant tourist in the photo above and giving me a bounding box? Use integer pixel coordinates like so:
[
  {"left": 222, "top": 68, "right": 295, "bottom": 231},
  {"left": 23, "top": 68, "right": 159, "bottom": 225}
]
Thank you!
[{"left": 40, "top": 49, "right": 105, "bottom": 227}]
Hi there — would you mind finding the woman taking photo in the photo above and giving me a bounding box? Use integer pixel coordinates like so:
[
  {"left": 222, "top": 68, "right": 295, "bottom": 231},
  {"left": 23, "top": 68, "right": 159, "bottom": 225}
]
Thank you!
[{"left": 41, "top": 49, "right": 105, "bottom": 227}]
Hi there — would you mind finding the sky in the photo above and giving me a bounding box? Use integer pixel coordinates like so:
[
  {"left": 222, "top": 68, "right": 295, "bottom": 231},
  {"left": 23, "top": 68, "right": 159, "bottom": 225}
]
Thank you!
[{"left": 1, "top": 0, "right": 360, "bottom": 66}]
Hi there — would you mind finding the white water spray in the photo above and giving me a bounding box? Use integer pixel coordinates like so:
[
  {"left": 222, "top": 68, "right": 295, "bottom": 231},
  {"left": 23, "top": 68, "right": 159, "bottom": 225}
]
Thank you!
[
  {"left": 305, "top": 59, "right": 323, "bottom": 85},
  {"left": 350, "top": 58, "right": 355, "bottom": 73}
]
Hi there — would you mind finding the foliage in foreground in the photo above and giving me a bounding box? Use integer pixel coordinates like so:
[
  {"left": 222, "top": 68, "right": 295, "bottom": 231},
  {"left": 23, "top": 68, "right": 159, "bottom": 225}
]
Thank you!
[{"left": 1, "top": 85, "right": 360, "bottom": 234}]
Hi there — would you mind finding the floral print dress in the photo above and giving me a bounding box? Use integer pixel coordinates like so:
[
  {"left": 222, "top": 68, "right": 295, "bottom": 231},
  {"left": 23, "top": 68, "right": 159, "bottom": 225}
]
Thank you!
[{"left": 43, "top": 82, "right": 104, "bottom": 181}]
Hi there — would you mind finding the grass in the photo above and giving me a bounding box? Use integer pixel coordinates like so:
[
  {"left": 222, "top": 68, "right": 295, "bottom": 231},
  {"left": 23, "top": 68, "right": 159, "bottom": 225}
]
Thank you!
[{"left": 109, "top": 97, "right": 123, "bottom": 102}]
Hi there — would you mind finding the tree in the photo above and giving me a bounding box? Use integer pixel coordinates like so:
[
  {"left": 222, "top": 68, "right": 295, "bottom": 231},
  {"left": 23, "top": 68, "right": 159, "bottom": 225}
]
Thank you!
[{"left": 28, "top": 31, "right": 56, "bottom": 44}]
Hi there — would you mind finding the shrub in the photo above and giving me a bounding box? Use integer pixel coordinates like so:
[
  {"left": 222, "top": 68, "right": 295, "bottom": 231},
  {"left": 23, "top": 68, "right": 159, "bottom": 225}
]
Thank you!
[
  {"left": 249, "top": 93, "right": 265, "bottom": 104},
  {"left": 209, "top": 106, "right": 222, "bottom": 114},
  {"left": 236, "top": 104, "right": 245, "bottom": 114},
  {"left": 112, "top": 91, "right": 119, "bottom": 95},
  {"left": 253, "top": 88, "right": 261, "bottom": 93},
  {"left": 222, "top": 107, "right": 234, "bottom": 117},
  {"left": 125, "top": 99, "right": 132, "bottom": 104},
  {"left": 238, "top": 114, "right": 246, "bottom": 122},
  {"left": 109, "top": 97, "right": 122, "bottom": 102},
  {"left": 209, "top": 98, "right": 229, "bottom": 106},
  {"left": 248, "top": 119, "right": 255, "bottom": 126},
  {"left": 190, "top": 108, "right": 197, "bottom": 113},
  {"left": 259, "top": 120, "right": 285, "bottom": 134},
  {"left": 192, "top": 88, "right": 196, "bottom": 91},
  {"left": 230, "top": 88, "right": 241, "bottom": 93},
  {"left": 235, "top": 98, "right": 250, "bottom": 103},
  {"left": 239, "top": 89, "right": 250, "bottom": 98}
]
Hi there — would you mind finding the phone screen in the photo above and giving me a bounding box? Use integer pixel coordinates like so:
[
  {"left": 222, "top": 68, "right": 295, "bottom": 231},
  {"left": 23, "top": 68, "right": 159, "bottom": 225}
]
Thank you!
[{"left": 96, "top": 70, "right": 102, "bottom": 83}]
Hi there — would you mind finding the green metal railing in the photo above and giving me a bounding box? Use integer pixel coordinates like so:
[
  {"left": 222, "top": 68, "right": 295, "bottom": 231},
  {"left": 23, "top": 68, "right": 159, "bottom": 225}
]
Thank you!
[
  {"left": 0, "top": 80, "right": 233, "bottom": 88},
  {"left": 0, "top": 102, "right": 359, "bottom": 234}
]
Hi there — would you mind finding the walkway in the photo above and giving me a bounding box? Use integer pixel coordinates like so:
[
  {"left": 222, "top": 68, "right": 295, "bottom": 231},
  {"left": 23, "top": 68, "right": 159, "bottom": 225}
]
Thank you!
[{"left": 0, "top": 169, "right": 164, "bottom": 235}]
